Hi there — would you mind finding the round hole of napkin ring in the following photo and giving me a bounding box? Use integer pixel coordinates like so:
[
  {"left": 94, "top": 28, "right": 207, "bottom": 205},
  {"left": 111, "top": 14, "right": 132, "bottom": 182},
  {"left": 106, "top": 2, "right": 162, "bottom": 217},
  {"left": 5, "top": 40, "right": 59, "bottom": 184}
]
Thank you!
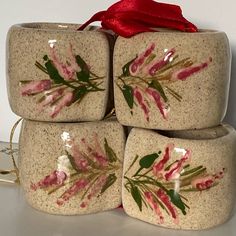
[
  {"left": 122, "top": 124, "right": 236, "bottom": 230},
  {"left": 19, "top": 119, "right": 125, "bottom": 215},
  {"left": 7, "top": 22, "right": 113, "bottom": 122},
  {"left": 114, "top": 30, "right": 231, "bottom": 130}
]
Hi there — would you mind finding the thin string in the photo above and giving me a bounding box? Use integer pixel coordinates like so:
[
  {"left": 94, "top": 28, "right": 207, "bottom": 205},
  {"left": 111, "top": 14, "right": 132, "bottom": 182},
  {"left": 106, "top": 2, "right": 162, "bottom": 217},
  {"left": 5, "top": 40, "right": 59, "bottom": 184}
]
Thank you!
[{"left": 0, "top": 118, "right": 23, "bottom": 185}]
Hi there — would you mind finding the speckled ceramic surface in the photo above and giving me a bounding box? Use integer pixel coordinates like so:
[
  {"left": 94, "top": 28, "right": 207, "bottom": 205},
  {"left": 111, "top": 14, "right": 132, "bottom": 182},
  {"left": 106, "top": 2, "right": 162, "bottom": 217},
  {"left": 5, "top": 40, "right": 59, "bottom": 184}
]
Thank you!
[
  {"left": 114, "top": 31, "right": 231, "bottom": 130},
  {"left": 7, "top": 23, "right": 114, "bottom": 121},
  {"left": 19, "top": 118, "right": 125, "bottom": 215},
  {"left": 122, "top": 124, "right": 236, "bottom": 230}
]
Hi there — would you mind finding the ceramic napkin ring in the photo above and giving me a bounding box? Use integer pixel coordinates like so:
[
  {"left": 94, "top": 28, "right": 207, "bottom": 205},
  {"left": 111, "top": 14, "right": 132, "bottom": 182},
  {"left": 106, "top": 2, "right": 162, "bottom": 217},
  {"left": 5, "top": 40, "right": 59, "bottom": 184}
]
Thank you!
[
  {"left": 19, "top": 119, "right": 125, "bottom": 215},
  {"left": 114, "top": 30, "right": 231, "bottom": 130},
  {"left": 7, "top": 23, "right": 114, "bottom": 122},
  {"left": 122, "top": 124, "right": 236, "bottom": 230}
]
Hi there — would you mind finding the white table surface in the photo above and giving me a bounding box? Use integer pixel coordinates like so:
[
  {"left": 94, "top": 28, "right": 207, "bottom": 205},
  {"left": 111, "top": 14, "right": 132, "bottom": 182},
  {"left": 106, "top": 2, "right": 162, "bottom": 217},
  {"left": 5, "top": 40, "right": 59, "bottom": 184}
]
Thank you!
[{"left": 0, "top": 142, "right": 236, "bottom": 236}]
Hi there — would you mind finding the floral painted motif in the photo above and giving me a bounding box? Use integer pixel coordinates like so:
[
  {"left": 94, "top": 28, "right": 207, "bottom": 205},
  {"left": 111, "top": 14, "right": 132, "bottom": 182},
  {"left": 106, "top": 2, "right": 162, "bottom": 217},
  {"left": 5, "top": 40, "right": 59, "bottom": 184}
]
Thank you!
[
  {"left": 124, "top": 144, "right": 225, "bottom": 224},
  {"left": 20, "top": 44, "right": 104, "bottom": 118},
  {"left": 116, "top": 43, "right": 212, "bottom": 121},
  {"left": 31, "top": 133, "right": 121, "bottom": 207}
]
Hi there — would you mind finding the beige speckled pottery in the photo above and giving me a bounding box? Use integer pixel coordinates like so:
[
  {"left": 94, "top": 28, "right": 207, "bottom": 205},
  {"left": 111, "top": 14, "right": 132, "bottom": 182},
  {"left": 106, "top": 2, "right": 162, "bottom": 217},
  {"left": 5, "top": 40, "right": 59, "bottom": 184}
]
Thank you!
[
  {"left": 19, "top": 118, "right": 125, "bottom": 215},
  {"left": 7, "top": 23, "right": 114, "bottom": 122},
  {"left": 114, "top": 30, "right": 231, "bottom": 130},
  {"left": 122, "top": 124, "right": 236, "bottom": 230}
]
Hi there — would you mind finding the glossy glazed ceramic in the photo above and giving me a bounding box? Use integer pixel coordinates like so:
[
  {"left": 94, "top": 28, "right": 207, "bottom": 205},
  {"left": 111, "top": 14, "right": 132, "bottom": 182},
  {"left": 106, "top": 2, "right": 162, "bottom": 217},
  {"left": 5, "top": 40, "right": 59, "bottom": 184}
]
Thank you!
[
  {"left": 19, "top": 118, "right": 125, "bottom": 215},
  {"left": 114, "top": 30, "right": 231, "bottom": 130},
  {"left": 122, "top": 124, "right": 236, "bottom": 230},
  {"left": 7, "top": 23, "right": 114, "bottom": 122}
]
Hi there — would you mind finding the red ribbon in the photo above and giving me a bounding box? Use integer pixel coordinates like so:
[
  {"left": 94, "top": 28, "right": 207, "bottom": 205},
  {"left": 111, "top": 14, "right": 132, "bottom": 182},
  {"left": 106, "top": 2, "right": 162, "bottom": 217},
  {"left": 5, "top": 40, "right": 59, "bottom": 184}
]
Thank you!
[{"left": 78, "top": 0, "right": 198, "bottom": 38}]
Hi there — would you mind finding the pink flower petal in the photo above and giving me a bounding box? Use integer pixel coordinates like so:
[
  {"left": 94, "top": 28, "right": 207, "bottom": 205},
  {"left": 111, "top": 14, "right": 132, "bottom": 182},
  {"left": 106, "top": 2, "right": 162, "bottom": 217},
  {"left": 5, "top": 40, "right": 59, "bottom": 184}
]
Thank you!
[
  {"left": 144, "top": 192, "right": 164, "bottom": 224},
  {"left": 38, "top": 88, "right": 64, "bottom": 110},
  {"left": 21, "top": 80, "right": 52, "bottom": 96},
  {"left": 164, "top": 149, "right": 191, "bottom": 181},
  {"left": 80, "top": 174, "right": 107, "bottom": 208},
  {"left": 69, "top": 141, "right": 89, "bottom": 171},
  {"left": 133, "top": 87, "right": 150, "bottom": 121},
  {"left": 81, "top": 134, "right": 108, "bottom": 168},
  {"left": 153, "top": 143, "right": 174, "bottom": 177},
  {"left": 50, "top": 45, "right": 79, "bottom": 81},
  {"left": 50, "top": 91, "right": 74, "bottom": 118},
  {"left": 144, "top": 49, "right": 175, "bottom": 76},
  {"left": 192, "top": 168, "right": 225, "bottom": 191},
  {"left": 30, "top": 170, "right": 67, "bottom": 191},
  {"left": 146, "top": 87, "right": 169, "bottom": 119},
  {"left": 56, "top": 178, "right": 89, "bottom": 206},
  {"left": 129, "top": 43, "right": 155, "bottom": 76},
  {"left": 172, "top": 57, "right": 212, "bottom": 81},
  {"left": 156, "top": 189, "right": 178, "bottom": 224}
]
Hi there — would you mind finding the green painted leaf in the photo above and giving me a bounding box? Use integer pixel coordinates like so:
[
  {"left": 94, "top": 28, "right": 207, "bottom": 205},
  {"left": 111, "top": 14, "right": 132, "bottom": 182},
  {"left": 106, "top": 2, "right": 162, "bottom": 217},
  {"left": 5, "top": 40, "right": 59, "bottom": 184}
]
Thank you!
[
  {"left": 101, "top": 174, "right": 117, "bottom": 194},
  {"left": 167, "top": 189, "right": 186, "bottom": 215},
  {"left": 131, "top": 185, "right": 142, "bottom": 211},
  {"left": 121, "top": 85, "right": 134, "bottom": 109},
  {"left": 73, "top": 86, "right": 88, "bottom": 102},
  {"left": 125, "top": 155, "right": 139, "bottom": 175},
  {"left": 181, "top": 166, "right": 203, "bottom": 176},
  {"left": 104, "top": 138, "right": 118, "bottom": 163},
  {"left": 75, "top": 55, "right": 90, "bottom": 82},
  {"left": 65, "top": 151, "right": 80, "bottom": 172},
  {"left": 76, "top": 71, "right": 89, "bottom": 82},
  {"left": 139, "top": 153, "right": 160, "bottom": 169},
  {"left": 137, "top": 176, "right": 168, "bottom": 192},
  {"left": 145, "top": 53, "right": 156, "bottom": 65},
  {"left": 122, "top": 58, "right": 136, "bottom": 76},
  {"left": 45, "top": 60, "right": 65, "bottom": 84},
  {"left": 43, "top": 55, "right": 49, "bottom": 61},
  {"left": 149, "top": 80, "right": 168, "bottom": 102}
]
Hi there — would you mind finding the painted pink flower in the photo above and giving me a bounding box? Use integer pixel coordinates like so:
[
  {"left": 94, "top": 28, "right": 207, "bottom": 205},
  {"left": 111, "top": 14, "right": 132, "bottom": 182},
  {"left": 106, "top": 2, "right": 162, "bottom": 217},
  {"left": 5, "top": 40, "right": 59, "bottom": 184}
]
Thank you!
[
  {"left": 145, "top": 49, "right": 176, "bottom": 76},
  {"left": 30, "top": 170, "right": 67, "bottom": 191},
  {"left": 171, "top": 57, "right": 212, "bottom": 81},
  {"left": 153, "top": 144, "right": 174, "bottom": 177},
  {"left": 50, "top": 44, "right": 80, "bottom": 81},
  {"left": 153, "top": 144, "right": 191, "bottom": 181},
  {"left": 38, "top": 88, "right": 64, "bottom": 110},
  {"left": 129, "top": 43, "right": 155, "bottom": 76},
  {"left": 191, "top": 168, "right": 225, "bottom": 191},
  {"left": 213, "top": 168, "right": 225, "bottom": 179},
  {"left": 156, "top": 189, "right": 179, "bottom": 224},
  {"left": 71, "top": 146, "right": 89, "bottom": 171},
  {"left": 57, "top": 178, "right": 89, "bottom": 206},
  {"left": 81, "top": 133, "right": 108, "bottom": 168},
  {"left": 133, "top": 87, "right": 150, "bottom": 121},
  {"left": 70, "top": 143, "right": 89, "bottom": 171},
  {"left": 80, "top": 174, "right": 107, "bottom": 208},
  {"left": 146, "top": 87, "right": 169, "bottom": 119},
  {"left": 125, "top": 143, "right": 226, "bottom": 224},
  {"left": 144, "top": 192, "right": 164, "bottom": 224},
  {"left": 21, "top": 80, "right": 52, "bottom": 96},
  {"left": 164, "top": 149, "right": 191, "bottom": 181},
  {"left": 50, "top": 91, "right": 74, "bottom": 118},
  {"left": 67, "top": 44, "right": 81, "bottom": 72}
]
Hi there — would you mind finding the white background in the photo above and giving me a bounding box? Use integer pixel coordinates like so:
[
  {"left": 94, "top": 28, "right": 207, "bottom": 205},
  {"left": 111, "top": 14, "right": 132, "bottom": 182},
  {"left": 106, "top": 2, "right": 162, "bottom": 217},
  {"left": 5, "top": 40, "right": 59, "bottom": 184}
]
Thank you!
[{"left": 0, "top": 0, "right": 236, "bottom": 142}]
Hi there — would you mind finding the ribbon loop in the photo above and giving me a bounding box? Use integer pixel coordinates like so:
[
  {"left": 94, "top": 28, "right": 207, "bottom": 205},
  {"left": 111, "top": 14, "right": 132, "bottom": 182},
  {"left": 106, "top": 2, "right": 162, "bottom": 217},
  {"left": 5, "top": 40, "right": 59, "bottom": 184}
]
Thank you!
[{"left": 78, "top": 0, "right": 198, "bottom": 37}]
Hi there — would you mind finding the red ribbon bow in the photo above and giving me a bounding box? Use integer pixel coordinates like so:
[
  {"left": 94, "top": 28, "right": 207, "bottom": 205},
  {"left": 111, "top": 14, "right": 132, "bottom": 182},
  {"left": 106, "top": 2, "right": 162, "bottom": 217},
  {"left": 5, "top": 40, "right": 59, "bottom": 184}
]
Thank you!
[{"left": 78, "top": 0, "right": 198, "bottom": 38}]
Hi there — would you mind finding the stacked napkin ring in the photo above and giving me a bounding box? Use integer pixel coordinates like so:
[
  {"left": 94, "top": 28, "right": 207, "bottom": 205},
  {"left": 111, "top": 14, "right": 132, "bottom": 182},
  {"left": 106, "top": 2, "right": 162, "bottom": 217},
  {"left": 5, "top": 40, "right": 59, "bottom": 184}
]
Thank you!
[
  {"left": 122, "top": 124, "right": 236, "bottom": 230},
  {"left": 7, "top": 23, "right": 113, "bottom": 122},
  {"left": 19, "top": 119, "right": 125, "bottom": 215},
  {"left": 113, "top": 30, "right": 231, "bottom": 130}
]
